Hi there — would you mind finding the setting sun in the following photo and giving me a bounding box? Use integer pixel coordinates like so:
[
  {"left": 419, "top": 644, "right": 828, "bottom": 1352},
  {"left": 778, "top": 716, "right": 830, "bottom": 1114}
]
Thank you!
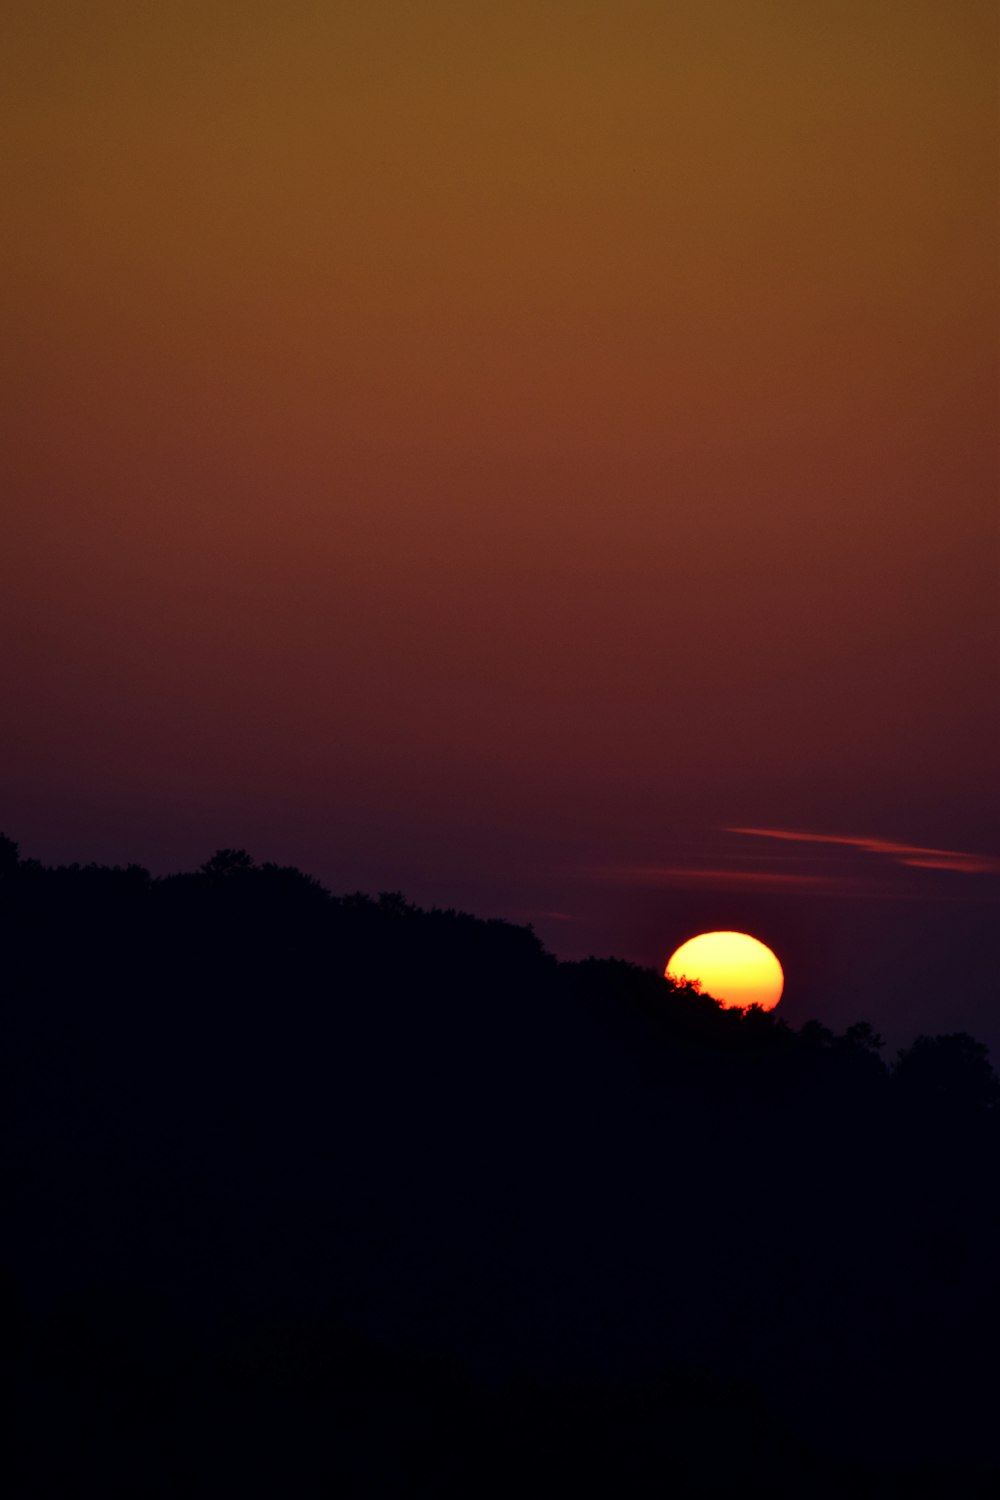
[{"left": 665, "top": 932, "right": 784, "bottom": 1011}]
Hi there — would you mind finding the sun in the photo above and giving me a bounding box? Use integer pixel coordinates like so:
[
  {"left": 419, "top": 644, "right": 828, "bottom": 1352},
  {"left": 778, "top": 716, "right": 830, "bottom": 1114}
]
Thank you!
[{"left": 665, "top": 931, "right": 784, "bottom": 1011}]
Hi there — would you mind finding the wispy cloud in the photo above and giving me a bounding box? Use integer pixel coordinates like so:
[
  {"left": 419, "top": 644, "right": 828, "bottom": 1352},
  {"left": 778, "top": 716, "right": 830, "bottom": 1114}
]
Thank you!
[
  {"left": 596, "top": 866, "right": 849, "bottom": 894},
  {"left": 587, "top": 827, "right": 1000, "bottom": 902},
  {"left": 727, "top": 827, "right": 1000, "bottom": 876}
]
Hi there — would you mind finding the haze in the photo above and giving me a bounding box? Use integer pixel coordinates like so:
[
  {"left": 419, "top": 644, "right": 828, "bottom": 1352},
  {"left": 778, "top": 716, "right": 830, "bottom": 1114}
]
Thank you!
[{"left": 2, "top": 2, "right": 996, "bottom": 1047}]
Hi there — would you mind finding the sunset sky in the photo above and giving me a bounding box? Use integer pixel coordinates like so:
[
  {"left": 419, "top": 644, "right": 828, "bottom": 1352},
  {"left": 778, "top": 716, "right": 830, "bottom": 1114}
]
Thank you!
[{"left": 3, "top": 2, "right": 997, "bottom": 1044}]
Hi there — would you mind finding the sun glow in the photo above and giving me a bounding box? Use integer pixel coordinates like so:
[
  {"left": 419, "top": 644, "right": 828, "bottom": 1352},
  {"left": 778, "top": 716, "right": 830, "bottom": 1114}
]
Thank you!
[{"left": 665, "top": 931, "right": 784, "bottom": 1011}]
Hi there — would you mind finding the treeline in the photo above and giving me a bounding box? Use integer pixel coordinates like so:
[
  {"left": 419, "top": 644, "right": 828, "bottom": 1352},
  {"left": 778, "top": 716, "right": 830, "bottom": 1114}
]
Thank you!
[
  {"left": 5, "top": 838, "right": 1000, "bottom": 1495},
  {"left": 4, "top": 835, "right": 993, "bottom": 1104}
]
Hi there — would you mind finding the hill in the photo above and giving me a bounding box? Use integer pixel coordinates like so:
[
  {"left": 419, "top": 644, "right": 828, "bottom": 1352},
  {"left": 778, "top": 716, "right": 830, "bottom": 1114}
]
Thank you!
[{"left": 5, "top": 839, "right": 999, "bottom": 1495}]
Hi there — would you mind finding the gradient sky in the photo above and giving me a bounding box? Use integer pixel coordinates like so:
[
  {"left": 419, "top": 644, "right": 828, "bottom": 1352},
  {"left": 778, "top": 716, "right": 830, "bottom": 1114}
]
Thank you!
[{"left": 2, "top": 2, "right": 997, "bottom": 1044}]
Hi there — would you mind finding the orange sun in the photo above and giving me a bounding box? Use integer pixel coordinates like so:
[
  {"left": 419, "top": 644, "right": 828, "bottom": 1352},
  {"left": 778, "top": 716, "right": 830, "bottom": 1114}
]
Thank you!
[{"left": 665, "top": 931, "right": 784, "bottom": 1011}]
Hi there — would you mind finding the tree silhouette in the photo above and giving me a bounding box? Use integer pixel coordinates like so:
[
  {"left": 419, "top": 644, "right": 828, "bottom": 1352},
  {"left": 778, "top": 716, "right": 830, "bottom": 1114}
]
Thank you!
[
  {"left": 0, "top": 830, "right": 19, "bottom": 874},
  {"left": 895, "top": 1032, "right": 1000, "bottom": 1115},
  {"left": 200, "top": 847, "right": 257, "bottom": 879},
  {"left": 4, "top": 835, "right": 1000, "bottom": 1494}
]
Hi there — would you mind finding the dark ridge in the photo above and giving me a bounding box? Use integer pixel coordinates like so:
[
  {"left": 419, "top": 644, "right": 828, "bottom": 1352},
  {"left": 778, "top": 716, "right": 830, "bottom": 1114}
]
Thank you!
[{"left": 5, "top": 838, "right": 999, "bottom": 1494}]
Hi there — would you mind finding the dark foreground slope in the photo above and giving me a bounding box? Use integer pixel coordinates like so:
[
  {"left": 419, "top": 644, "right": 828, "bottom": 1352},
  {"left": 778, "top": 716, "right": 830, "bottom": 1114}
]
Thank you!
[{"left": 5, "top": 841, "right": 1000, "bottom": 1495}]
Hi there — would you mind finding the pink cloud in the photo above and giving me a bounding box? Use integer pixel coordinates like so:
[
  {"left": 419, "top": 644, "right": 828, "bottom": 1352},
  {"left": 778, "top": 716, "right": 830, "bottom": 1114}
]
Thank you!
[
  {"left": 602, "top": 866, "right": 848, "bottom": 894},
  {"left": 727, "top": 827, "right": 1000, "bottom": 875}
]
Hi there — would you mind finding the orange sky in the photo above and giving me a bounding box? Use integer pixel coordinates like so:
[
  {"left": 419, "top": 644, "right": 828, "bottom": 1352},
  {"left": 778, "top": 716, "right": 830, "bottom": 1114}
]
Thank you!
[{"left": 1, "top": 3, "right": 997, "bottom": 1036}]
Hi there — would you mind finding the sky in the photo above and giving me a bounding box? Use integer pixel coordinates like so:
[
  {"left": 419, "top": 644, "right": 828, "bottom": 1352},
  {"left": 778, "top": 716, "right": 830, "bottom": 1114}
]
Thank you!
[{"left": 2, "top": 2, "right": 997, "bottom": 1047}]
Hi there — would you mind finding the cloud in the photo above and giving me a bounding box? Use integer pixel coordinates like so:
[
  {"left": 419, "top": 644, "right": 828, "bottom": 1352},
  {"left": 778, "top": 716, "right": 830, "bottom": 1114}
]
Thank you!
[
  {"left": 597, "top": 866, "right": 849, "bottom": 894},
  {"left": 727, "top": 827, "right": 1000, "bottom": 876},
  {"left": 588, "top": 828, "right": 1000, "bottom": 902}
]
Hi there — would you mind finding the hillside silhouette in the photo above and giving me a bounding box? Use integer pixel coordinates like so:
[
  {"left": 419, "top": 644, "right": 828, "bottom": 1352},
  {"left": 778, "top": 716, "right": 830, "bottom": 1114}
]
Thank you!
[{"left": 5, "top": 838, "right": 1000, "bottom": 1496}]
